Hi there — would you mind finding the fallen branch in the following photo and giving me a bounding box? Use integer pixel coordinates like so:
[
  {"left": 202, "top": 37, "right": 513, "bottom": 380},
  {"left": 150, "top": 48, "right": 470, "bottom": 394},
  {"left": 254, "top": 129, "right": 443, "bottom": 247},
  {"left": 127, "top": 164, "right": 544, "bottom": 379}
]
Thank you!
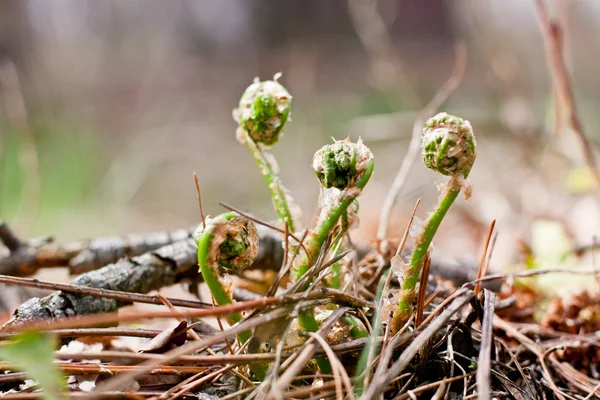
[
  {"left": 0, "top": 221, "right": 284, "bottom": 278},
  {"left": 1, "top": 228, "right": 284, "bottom": 330},
  {"left": 0, "top": 221, "right": 193, "bottom": 276},
  {"left": 3, "top": 296, "right": 292, "bottom": 333},
  {"left": 2, "top": 238, "right": 199, "bottom": 329}
]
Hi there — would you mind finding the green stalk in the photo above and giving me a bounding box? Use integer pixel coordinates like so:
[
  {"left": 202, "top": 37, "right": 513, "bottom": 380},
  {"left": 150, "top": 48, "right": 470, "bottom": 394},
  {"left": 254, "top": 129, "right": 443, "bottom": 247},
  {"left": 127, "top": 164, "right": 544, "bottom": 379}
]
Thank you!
[
  {"left": 391, "top": 112, "right": 477, "bottom": 333},
  {"left": 243, "top": 136, "right": 296, "bottom": 232},
  {"left": 323, "top": 203, "right": 352, "bottom": 290},
  {"left": 391, "top": 187, "right": 461, "bottom": 331},
  {"left": 295, "top": 160, "right": 374, "bottom": 281},
  {"left": 295, "top": 139, "right": 375, "bottom": 374},
  {"left": 307, "top": 209, "right": 369, "bottom": 354},
  {"left": 329, "top": 235, "right": 343, "bottom": 290},
  {"left": 326, "top": 207, "right": 369, "bottom": 339},
  {"left": 354, "top": 271, "right": 388, "bottom": 396}
]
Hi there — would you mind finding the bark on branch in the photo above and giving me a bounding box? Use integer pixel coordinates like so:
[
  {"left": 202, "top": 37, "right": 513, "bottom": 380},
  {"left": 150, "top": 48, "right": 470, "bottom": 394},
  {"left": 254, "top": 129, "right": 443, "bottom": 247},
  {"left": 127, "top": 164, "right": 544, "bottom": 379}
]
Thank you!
[{"left": 0, "top": 220, "right": 194, "bottom": 276}]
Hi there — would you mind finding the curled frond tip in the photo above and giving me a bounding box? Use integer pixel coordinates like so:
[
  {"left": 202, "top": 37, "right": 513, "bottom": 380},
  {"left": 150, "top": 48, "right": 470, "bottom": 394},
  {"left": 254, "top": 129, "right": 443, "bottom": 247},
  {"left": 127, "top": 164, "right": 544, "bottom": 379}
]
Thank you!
[
  {"left": 312, "top": 138, "right": 374, "bottom": 190},
  {"left": 234, "top": 77, "right": 292, "bottom": 146},
  {"left": 421, "top": 112, "right": 476, "bottom": 178}
]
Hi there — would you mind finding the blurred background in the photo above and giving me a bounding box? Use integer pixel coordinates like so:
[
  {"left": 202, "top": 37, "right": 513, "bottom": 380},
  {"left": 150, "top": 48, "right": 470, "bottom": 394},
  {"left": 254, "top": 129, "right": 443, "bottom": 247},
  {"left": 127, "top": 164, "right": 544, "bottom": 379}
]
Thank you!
[{"left": 1, "top": 0, "right": 600, "bottom": 287}]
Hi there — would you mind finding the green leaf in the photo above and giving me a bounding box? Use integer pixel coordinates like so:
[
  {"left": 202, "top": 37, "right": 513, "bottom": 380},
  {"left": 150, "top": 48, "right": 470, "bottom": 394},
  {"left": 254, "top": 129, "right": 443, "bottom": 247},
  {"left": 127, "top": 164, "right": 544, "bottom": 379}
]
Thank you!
[
  {"left": 0, "top": 331, "right": 65, "bottom": 400},
  {"left": 566, "top": 166, "right": 596, "bottom": 194},
  {"left": 529, "top": 219, "right": 595, "bottom": 295}
]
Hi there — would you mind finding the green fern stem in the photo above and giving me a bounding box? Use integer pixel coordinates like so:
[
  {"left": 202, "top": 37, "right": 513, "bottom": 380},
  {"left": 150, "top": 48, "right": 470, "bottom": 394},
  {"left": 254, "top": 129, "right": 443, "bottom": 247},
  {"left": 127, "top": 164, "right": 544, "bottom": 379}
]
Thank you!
[
  {"left": 391, "top": 186, "right": 461, "bottom": 332},
  {"left": 295, "top": 160, "right": 374, "bottom": 282},
  {"left": 243, "top": 136, "right": 296, "bottom": 232},
  {"left": 295, "top": 148, "right": 374, "bottom": 375},
  {"left": 354, "top": 271, "right": 388, "bottom": 396},
  {"left": 391, "top": 112, "right": 476, "bottom": 333},
  {"left": 329, "top": 235, "right": 343, "bottom": 290}
]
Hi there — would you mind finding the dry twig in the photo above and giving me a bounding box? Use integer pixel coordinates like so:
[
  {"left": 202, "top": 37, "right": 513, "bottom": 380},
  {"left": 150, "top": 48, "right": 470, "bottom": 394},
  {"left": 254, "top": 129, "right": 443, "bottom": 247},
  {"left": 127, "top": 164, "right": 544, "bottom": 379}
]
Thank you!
[
  {"left": 0, "top": 274, "right": 211, "bottom": 308},
  {"left": 534, "top": 0, "right": 600, "bottom": 189}
]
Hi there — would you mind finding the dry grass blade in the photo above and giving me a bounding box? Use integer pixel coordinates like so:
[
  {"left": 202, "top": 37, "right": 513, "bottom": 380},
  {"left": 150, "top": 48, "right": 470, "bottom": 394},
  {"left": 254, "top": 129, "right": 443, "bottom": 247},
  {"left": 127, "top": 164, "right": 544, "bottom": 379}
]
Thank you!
[
  {"left": 9, "top": 363, "right": 208, "bottom": 376},
  {"left": 363, "top": 289, "right": 474, "bottom": 400},
  {"left": 496, "top": 339, "right": 536, "bottom": 399},
  {"left": 476, "top": 289, "right": 496, "bottom": 400},
  {"left": 0, "top": 393, "right": 162, "bottom": 399},
  {"left": 220, "top": 386, "right": 256, "bottom": 400},
  {"left": 309, "top": 332, "right": 355, "bottom": 400},
  {"left": 378, "top": 197, "right": 422, "bottom": 361},
  {"left": 266, "top": 221, "right": 292, "bottom": 298},
  {"left": 584, "top": 383, "right": 600, "bottom": 400},
  {"left": 53, "top": 350, "right": 277, "bottom": 365},
  {"left": 193, "top": 171, "right": 207, "bottom": 229},
  {"left": 393, "top": 198, "right": 422, "bottom": 259},
  {"left": 288, "top": 249, "right": 353, "bottom": 296},
  {"left": 0, "top": 327, "right": 192, "bottom": 341},
  {"left": 169, "top": 364, "right": 236, "bottom": 400},
  {"left": 415, "top": 255, "right": 431, "bottom": 328},
  {"left": 549, "top": 353, "right": 600, "bottom": 396},
  {"left": 475, "top": 220, "right": 496, "bottom": 295},
  {"left": 281, "top": 381, "right": 338, "bottom": 399},
  {"left": 469, "top": 266, "right": 600, "bottom": 288}
]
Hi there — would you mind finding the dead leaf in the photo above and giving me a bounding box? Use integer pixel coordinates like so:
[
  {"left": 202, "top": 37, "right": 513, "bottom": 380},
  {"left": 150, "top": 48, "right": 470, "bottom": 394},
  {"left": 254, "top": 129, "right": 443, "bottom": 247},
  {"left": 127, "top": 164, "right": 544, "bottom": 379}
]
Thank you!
[{"left": 139, "top": 321, "right": 187, "bottom": 354}]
